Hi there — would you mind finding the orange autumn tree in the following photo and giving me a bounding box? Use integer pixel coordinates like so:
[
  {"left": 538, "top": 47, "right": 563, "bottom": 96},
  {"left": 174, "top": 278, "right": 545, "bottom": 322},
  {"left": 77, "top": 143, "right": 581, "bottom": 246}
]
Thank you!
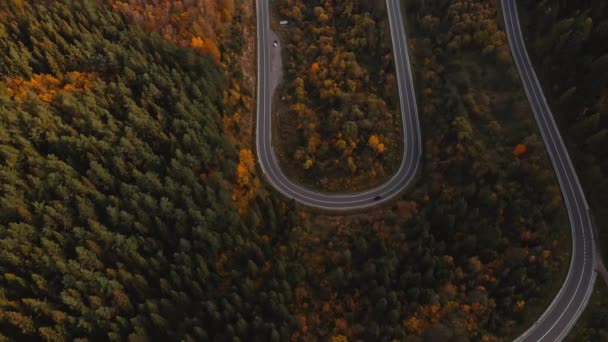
[
  {"left": 236, "top": 149, "right": 255, "bottom": 187},
  {"left": 368, "top": 135, "right": 386, "bottom": 153},
  {"left": 191, "top": 36, "right": 221, "bottom": 63},
  {"left": 404, "top": 316, "right": 425, "bottom": 335},
  {"left": 513, "top": 143, "right": 527, "bottom": 157},
  {"left": 190, "top": 36, "right": 204, "bottom": 49},
  {"left": 331, "top": 335, "right": 348, "bottom": 342},
  {"left": 232, "top": 149, "right": 261, "bottom": 215}
]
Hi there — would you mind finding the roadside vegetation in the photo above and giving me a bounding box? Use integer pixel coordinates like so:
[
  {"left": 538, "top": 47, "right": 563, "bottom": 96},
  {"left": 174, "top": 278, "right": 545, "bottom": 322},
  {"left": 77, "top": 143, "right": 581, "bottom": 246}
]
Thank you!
[
  {"left": 568, "top": 280, "right": 608, "bottom": 341},
  {"left": 272, "top": 0, "right": 402, "bottom": 191},
  {"left": 517, "top": 0, "right": 608, "bottom": 338}
]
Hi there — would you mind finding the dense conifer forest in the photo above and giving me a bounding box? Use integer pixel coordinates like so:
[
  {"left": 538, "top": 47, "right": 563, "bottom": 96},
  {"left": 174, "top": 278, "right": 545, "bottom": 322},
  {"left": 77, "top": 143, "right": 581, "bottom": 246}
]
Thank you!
[{"left": 0, "top": 1, "right": 299, "bottom": 340}]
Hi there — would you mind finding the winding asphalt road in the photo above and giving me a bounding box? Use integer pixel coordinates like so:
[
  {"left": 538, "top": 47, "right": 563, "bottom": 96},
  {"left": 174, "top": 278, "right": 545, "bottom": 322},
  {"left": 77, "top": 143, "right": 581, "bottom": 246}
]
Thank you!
[
  {"left": 502, "top": 1, "right": 598, "bottom": 341},
  {"left": 256, "top": 0, "right": 597, "bottom": 340},
  {"left": 255, "top": 0, "right": 422, "bottom": 210}
]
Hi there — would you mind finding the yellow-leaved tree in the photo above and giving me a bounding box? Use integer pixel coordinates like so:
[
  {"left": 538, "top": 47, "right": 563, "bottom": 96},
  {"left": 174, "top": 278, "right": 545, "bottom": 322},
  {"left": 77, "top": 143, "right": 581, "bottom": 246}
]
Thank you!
[
  {"left": 232, "top": 149, "right": 260, "bottom": 215},
  {"left": 368, "top": 134, "right": 385, "bottom": 153}
]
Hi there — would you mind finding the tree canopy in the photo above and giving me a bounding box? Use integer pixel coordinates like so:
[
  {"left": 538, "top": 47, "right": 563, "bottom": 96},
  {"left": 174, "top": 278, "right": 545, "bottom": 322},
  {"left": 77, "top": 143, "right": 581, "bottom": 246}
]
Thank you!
[{"left": 0, "top": 1, "right": 297, "bottom": 340}]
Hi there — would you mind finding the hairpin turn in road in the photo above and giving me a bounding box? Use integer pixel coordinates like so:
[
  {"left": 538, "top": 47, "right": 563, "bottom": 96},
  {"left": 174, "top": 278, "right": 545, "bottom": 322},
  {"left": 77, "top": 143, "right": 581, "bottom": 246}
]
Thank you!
[
  {"left": 255, "top": 0, "right": 422, "bottom": 211},
  {"left": 255, "top": 0, "right": 598, "bottom": 340}
]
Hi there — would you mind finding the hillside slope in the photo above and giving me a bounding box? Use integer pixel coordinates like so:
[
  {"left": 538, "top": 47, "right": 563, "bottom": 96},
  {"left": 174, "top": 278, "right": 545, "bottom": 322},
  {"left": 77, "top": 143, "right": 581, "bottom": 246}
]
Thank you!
[{"left": 0, "top": 1, "right": 297, "bottom": 340}]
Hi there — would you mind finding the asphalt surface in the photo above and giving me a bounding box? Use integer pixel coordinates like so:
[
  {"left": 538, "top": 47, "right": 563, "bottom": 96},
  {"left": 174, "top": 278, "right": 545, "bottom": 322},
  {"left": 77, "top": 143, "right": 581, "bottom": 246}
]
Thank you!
[
  {"left": 255, "top": 0, "right": 422, "bottom": 210},
  {"left": 268, "top": 29, "right": 282, "bottom": 97},
  {"left": 502, "top": 1, "right": 597, "bottom": 341}
]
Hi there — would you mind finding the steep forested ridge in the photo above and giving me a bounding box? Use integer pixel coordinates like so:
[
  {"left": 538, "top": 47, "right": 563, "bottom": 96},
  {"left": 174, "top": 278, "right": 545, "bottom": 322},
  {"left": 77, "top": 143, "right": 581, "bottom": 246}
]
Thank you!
[
  {"left": 0, "top": 1, "right": 298, "bottom": 340},
  {"left": 517, "top": 0, "right": 608, "bottom": 339}
]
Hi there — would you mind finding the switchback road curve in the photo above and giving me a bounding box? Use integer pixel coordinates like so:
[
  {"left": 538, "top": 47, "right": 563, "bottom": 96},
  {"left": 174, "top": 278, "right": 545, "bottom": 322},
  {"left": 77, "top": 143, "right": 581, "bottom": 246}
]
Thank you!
[
  {"left": 502, "top": 0, "right": 597, "bottom": 341},
  {"left": 256, "top": 0, "right": 597, "bottom": 340},
  {"left": 255, "top": 0, "right": 422, "bottom": 210}
]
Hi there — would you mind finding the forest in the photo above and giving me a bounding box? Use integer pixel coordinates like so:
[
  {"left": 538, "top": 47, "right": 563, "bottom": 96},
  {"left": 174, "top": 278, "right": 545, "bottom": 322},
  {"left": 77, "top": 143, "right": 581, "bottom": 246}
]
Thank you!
[
  {"left": 111, "top": 0, "right": 260, "bottom": 215},
  {"left": 517, "top": 0, "right": 608, "bottom": 339},
  {"left": 273, "top": 0, "right": 402, "bottom": 191},
  {"left": 0, "top": 1, "right": 300, "bottom": 340},
  {"left": 0, "top": 0, "right": 581, "bottom": 340}
]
